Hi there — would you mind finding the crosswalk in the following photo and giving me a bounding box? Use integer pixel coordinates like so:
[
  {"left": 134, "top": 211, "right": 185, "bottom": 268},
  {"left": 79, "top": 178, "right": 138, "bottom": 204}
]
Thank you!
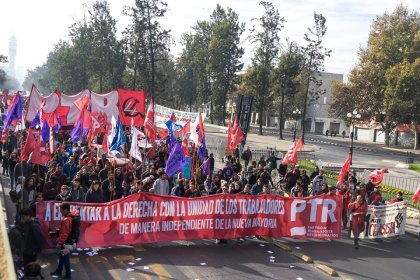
[{"left": 38, "top": 245, "right": 206, "bottom": 280}]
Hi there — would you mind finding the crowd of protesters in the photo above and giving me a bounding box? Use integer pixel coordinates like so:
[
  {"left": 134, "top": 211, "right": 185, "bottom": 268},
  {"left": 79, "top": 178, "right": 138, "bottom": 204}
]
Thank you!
[{"left": 1, "top": 127, "right": 412, "bottom": 278}]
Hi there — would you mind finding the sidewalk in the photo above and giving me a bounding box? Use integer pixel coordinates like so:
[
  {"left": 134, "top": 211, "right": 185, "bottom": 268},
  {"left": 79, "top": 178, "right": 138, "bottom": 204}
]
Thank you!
[
  {"left": 250, "top": 124, "right": 420, "bottom": 155},
  {"left": 205, "top": 123, "right": 319, "bottom": 152}
]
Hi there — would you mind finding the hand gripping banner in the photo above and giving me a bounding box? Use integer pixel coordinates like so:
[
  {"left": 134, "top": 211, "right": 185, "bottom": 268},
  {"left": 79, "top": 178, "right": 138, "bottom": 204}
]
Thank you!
[{"left": 37, "top": 193, "right": 342, "bottom": 248}]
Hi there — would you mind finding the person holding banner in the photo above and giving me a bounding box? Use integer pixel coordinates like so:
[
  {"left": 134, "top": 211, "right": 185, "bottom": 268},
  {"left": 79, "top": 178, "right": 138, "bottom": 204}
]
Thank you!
[
  {"left": 338, "top": 182, "right": 352, "bottom": 230},
  {"left": 348, "top": 195, "right": 368, "bottom": 249}
]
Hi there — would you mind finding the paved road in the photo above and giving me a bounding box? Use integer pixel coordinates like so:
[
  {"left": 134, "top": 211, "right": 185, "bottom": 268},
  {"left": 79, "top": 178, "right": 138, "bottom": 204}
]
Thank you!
[
  {"left": 278, "top": 233, "right": 420, "bottom": 280},
  {"left": 35, "top": 240, "right": 334, "bottom": 280},
  {"left": 1, "top": 175, "right": 332, "bottom": 280}
]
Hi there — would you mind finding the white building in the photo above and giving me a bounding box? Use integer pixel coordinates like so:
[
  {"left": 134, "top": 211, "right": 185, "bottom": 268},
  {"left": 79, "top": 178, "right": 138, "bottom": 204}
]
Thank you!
[{"left": 252, "top": 71, "right": 349, "bottom": 135}]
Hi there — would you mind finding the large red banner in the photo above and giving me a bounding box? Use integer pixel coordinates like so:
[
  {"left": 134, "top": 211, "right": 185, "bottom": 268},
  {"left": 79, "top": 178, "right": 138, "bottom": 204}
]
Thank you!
[{"left": 36, "top": 194, "right": 342, "bottom": 248}]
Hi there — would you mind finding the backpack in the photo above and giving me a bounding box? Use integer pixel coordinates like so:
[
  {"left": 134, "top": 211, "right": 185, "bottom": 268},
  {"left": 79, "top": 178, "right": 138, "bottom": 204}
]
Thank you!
[
  {"left": 66, "top": 214, "right": 81, "bottom": 244},
  {"left": 9, "top": 189, "right": 21, "bottom": 203}
]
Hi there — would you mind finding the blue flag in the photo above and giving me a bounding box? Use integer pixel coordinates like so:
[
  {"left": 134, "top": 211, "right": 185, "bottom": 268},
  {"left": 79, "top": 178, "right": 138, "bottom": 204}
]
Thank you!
[
  {"left": 40, "top": 119, "right": 50, "bottom": 143},
  {"left": 110, "top": 117, "right": 127, "bottom": 152},
  {"left": 182, "top": 157, "right": 192, "bottom": 179},
  {"left": 4, "top": 93, "right": 22, "bottom": 130},
  {"left": 30, "top": 111, "right": 41, "bottom": 128},
  {"left": 165, "top": 142, "right": 187, "bottom": 177}
]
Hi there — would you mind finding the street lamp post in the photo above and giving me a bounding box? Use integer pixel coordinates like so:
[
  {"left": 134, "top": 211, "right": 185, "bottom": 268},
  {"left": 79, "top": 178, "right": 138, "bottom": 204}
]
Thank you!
[
  {"left": 347, "top": 110, "right": 361, "bottom": 165},
  {"left": 292, "top": 109, "right": 301, "bottom": 142}
]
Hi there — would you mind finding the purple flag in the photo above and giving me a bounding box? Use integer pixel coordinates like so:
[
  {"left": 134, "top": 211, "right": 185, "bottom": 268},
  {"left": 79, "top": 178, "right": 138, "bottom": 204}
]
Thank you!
[
  {"left": 70, "top": 118, "right": 83, "bottom": 143},
  {"left": 203, "top": 158, "right": 211, "bottom": 176},
  {"left": 40, "top": 119, "right": 50, "bottom": 143},
  {"left": 30, "top": 111, "right": 41, "bottom": 128},
  {"left": 165, "top": 142, "right": 187, "bottom": 177},
  {"left": 198, "top": 135, "right": 207, "bottom": 161},
  {"left": 54, "top": 114, "right": 62, "bottom": 133},
  {"left": 4, "top": 93, "right": 22, "bottom": 129}
]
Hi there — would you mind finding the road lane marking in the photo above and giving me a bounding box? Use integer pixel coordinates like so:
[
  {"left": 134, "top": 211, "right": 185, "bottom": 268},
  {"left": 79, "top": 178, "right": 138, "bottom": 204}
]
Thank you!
[
  {"left": 134, "top": 244, "right": 146, "bottom": 251},
  {"left": 70, "top": 258, "right": 89, "bottom": 279},
  {"left": 149, "top": 263, "right": 172, "bottom": 279},
  {"left": 86, "top": 255, "right": 121, "bottom": 280}
]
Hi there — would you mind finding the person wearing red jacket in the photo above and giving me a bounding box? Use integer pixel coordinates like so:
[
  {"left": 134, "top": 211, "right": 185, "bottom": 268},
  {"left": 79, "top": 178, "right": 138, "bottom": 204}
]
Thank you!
[
  {"left": 339, "top": 183, "right": 352, "bottom": 230},
  {"left": 51, "top": 203, "right": 79, "bottom": 279},
  {"left": 389, "top": 192, "right": 404, "bottom": 204},
  {"left": 348, "top": 195, "right": 368, "bottom": 249}
]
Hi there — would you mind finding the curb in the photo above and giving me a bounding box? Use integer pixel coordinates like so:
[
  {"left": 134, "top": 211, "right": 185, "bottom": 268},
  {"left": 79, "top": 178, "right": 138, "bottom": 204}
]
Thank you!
[
  {"left": 259, "top": 236, "right": 273, "bottom": 243},
  {"left": 293, "top": 252, "right": 313, "bottom": 264},
  {"left": 316, "top": 263, "right": 339, "bottom": 277},
  {"left": 273, "top": 241, "right": 292, "bottom": 252}
]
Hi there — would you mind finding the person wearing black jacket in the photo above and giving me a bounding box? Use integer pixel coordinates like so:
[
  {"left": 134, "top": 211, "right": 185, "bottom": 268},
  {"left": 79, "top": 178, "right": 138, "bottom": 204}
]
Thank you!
[{"left": 20, "top": 208, "right": 45, "bottom": 266}]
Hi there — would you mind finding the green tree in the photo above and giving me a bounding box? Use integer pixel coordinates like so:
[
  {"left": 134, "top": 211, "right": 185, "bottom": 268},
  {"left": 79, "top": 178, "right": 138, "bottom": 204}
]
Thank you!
[
  {"left": 330, "top": 5, "right": 418, "bottom": 147},
  {"left": 272, "top": 41, "right": 305, "bottom": 139},
  {"left": 207, "top": 4, "right": 244, "bottom": 125},
  {"left": 300, "top": 12, "right": 331, "bottom": 142},
  {"left": 191, "top": 21, "right": 212, "bottom": 111},
  {"left": 248, "top": 1, "right": 286, "bottom": 135},
  {"left": 0, "top": 55, "right": 7, "bottom": 86},
  {"left": 87, "top": 0, "right": 121, "bottom": 92},
  {"left": 124, "top": 0, "right": 171, "bottom": 102},
  {"left": 386, "top": 58, "right": 420, "bottom": 149},
  {"left": 174, "top": 33, "right": 197, "bottom": 111}
]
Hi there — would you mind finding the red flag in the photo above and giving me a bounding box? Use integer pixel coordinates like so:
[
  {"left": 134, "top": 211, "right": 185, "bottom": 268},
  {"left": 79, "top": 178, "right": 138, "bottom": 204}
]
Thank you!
[
  {"left": 21, "top": 129, "right": 38, "bottom": 161},
  {"left": 1, "top": 89, "right": 8, "bottom": 104},
  {"left": 102, "top": 125, "right": 110, "bottom": 152},
  {"left": 170, "top": 112, "right": 177, "bottom": 123},
  {"left": 229, "top": 122, "right": 245, "bottom": 150},
  {"left": 87, "top": 112, "right": 106, "bottom": 145},
  {"left": 337, "top": 154, "right": 352, "bottom": 186},
  {"left": 158, "top": 128, "right": 169, "bottom": 139},
  {"left": 232, "top": 115, "right": 238, "bottom": 132},
  {"left": 197, "top": 112, "right": 205, "bottom": 143},
  {"left": 226, "top": 120, "right": 232, "bottom": 151},
  {"left": 282, "top": 141, "right": 299, "bottom": 165},
  {"left": 74, "top": 95, "right": 90, "bottom": 111},
  {"left": 29, "top": 139, "right": 51, "bottom": 165},
  {"left": 82, "top": 109, "right": 92, "bottom": 129},
  {"left": 147, "top": 147, "right": 155, "bottom": 159},
  {"left": 368, "top": 168, "right": 388, "bottom": 185},
  {"left": 117, "top": 88, "right": 146, "bottom": 126},
  {"left": 144, "top": 100, "right": 156, "bottom": 142},
  {"left": 182, "top": 134, "right": 190, "bottom": 157},
  {"left": 1, "top": 129, "right": 6, "bottom": 143},
  {"left": 413, "top": 186, "right": 420, "bottom": 204},
  {"left": 178, "top": 120, "right": 191, "bottom": 136},
  {"left": 295, "top": 136, "right": 304, "bottom": 150}
]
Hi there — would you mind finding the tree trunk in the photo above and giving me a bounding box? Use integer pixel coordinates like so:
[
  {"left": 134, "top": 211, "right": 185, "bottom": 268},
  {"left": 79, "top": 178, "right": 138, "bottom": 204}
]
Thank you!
[
  {"left": 222, "top": 103, "right": 226, "bottom": 127},
  {"left": 279, "top": 90, "right": 285, "bottom": 139},
  {"left": 210, "top": 102, "right": 214, "bottom": 124},
  {"left": 412, "top": 120, "right": 419, "bottom": 150},
  {"left": 384, "top": 125, "right": 391, "bottom": 147},
  {"left": 259, "top": 108, "right": 263, "bottom": 135}
]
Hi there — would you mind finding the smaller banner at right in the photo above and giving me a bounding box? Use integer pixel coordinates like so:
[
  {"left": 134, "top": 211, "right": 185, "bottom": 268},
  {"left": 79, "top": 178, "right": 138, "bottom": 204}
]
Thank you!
[{"left": 365, "top": 201, "right": 407, "bottom": 239}]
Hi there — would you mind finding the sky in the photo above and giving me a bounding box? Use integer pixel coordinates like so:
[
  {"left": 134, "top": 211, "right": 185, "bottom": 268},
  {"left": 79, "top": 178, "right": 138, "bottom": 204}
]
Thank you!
[{"left": 0, "top": 0, "right": 418, "bottom": 85}]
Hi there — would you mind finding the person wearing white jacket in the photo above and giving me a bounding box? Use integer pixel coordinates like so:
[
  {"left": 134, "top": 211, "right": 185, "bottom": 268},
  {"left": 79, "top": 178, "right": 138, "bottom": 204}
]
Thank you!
[{"left": 150, "top": 169, "right": 170, "bottom": 195}]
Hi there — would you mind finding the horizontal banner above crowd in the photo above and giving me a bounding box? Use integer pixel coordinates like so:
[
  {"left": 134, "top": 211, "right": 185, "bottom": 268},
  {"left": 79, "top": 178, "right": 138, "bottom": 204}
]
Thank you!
[
  {"left": 25, "top": 85, "right": 146, "bottom": 127},
  {"left": 155, "top": 104, "right": 206, "bottom": 128},
  {"left": 37, "top": 193, "right": 343, "bottom": 248}
]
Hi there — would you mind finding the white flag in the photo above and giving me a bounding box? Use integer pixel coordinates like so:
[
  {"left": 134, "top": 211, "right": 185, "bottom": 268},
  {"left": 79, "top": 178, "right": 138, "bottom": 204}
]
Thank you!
[
  {"left": 15, "top": 113, "right": 26, "bottom": 131},
  {"left": 189, "top": 114, "right": 200, "bottom": 145},
  {"left": 129, "top": 127, "right": 143, "bottom": 161}
]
